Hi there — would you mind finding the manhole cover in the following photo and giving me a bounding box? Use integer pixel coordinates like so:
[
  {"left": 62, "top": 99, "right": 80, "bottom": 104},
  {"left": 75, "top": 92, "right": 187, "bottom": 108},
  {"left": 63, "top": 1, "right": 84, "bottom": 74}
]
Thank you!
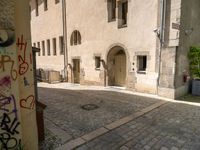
[{"left": 81, "top": 104, "right": 99, "bottom": 111}]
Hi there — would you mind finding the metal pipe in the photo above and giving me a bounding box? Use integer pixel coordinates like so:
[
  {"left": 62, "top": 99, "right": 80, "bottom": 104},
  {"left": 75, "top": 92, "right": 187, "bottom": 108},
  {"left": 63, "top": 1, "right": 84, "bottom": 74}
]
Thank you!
[
  {"left": 62, "top": 0, "right": 68, "bottom": 81},
  {"left": 157, "top": 0, "right": 166, "bottom": 93}
]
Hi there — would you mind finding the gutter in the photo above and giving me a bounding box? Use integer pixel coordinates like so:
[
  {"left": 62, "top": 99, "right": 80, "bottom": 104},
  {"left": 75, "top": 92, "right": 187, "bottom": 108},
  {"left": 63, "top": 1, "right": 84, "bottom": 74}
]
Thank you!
[
  {"left": 157, "top": 0, "right": 166, "bottom": 93},
  {"left": 62, "top": 0, "right": 68, "bottom": 81}
]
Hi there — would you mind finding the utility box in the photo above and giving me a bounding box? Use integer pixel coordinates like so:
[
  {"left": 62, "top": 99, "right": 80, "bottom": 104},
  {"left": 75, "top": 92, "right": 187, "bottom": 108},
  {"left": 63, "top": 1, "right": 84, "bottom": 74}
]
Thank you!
[
  {"left": 48, "top": 70, "right": 61, "bottom": 83},
  {"left": 192, "top": 80, "right": 200, "bottom": 96}
]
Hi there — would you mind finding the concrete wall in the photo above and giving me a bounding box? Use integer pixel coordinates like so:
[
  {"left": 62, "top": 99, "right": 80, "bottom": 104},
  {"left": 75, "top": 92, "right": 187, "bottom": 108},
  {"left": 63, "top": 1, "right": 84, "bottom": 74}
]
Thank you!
[
  {"left": 175, "top": 0, "right": 200, "bottom": 97},
  {"left": 66, "top": 0, "right": 159, "bottom": 94},
  {"left": 31, "top": 0, "right": 64, "bottom": 72},
  {"left": 158, "top": 0, "right": 200, "bottom": 99},
  {"left": 0, "top": 0, "right": 38, "bottom": 149}
]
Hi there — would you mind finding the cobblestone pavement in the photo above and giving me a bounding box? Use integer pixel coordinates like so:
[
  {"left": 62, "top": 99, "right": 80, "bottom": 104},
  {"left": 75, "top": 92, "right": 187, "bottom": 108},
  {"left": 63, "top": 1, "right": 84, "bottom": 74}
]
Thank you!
[
  {"left": 38, "top": 85, "right": 160, "bottom": 149},
  {"left": 76, "top": 102, "right": 200, "bottom": 150},
  {"left": 38, "top": 83, "right": 200, "bottom": 150}
]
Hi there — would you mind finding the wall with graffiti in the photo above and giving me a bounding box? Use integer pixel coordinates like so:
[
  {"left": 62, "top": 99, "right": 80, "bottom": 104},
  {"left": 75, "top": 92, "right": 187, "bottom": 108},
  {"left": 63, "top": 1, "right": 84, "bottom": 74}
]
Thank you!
[{"left": 0, "top": 0, "right": 38, "bottom": 149}]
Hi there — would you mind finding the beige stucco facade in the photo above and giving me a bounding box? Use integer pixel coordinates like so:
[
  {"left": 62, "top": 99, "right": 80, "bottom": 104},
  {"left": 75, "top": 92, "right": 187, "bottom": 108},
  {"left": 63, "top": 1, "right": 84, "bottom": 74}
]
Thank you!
[
  {"left": 30, "top": 0, "right": 200, "bottom": 99},
  {"left": 0, "top": 0, "right": 38, "bottom": 149},
  {"left": 31, "top": 0, "right": 64, "bottom": 72}
]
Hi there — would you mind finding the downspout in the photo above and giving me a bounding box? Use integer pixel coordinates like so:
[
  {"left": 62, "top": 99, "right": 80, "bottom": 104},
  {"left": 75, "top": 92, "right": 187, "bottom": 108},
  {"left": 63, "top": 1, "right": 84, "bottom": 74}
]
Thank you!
[
  {"left": 157, "top": 0, "right": 166, "bottom": 93},
  {"left": 62, "top": 0, "right": 68, "bottom": 81}
]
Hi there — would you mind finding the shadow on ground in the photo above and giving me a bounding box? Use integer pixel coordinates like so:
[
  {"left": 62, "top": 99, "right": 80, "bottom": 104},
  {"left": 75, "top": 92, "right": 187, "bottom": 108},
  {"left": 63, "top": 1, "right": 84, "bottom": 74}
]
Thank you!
[{"left": 38, "top": 87, "right": 160, "bottom": 149}]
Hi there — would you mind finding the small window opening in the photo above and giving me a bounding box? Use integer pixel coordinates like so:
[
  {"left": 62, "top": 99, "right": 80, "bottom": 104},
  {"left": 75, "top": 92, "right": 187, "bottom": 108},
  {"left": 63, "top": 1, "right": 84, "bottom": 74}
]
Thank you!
[
  {"left": 108, "top": 0, "right": 116, "bottom": 22},
  {"left": 59, "top": 36, "right": 64, "bottom": 55},
  {"left": 37, "top": 42, "right": 40, "bottom": 56},
  {"left": 44, "top": 0, "right": 48, "bottom": 11},
  {"left": 42, "top": 41, "right": 45, "bottom": 56},
  {"left": 118, "top": 1, "right": 128, "bottom": 28},
  {"left": 70, "top": 30, "right": 81, "bottom": 46},
  {"left": 95, "top": 56, "right": 101, "bottom": 70},
  {"left": 47, "top": 39, "right": 50, "bottom": 56},
  {"left": 53, "top": 38, "right": 57, "bottom": 55},
  {"left": 35, "top": 0, "right": 39, "bottom": 16},
  {"left": 137, "top": 56, "right": 147, "bottom": 74},
  {"left": 55, "top": 0, "right": 60, "bottom": 4}
]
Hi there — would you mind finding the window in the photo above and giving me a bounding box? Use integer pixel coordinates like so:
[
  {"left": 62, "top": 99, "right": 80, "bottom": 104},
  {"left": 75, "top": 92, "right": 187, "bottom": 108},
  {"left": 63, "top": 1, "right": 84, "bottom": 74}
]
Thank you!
[
  {"left": 137, "top": 56, "right": 147, "bottom": 73},
  {"left": 37, "top": 42, "right": 40, "bottom": 56},
  {"left": 55, "top": 0, "right": 60, "bottom": 4},
  {"left": 107, "top": 0, "right": 116, "bottom": 22},
  {"left": 70, "top": 30, "right": 81, "bottom": 46},
  {"left": 35, "top": 0, "right": 39, "bottom": 16},
  {"left": 59, "top": 36, "right": 64, "bottom": 55},
  {"left": 95, "top": 56, "right": 101, "bottom": 70},
  {"left": 42, "top": 41, "right": 45, "bottom": 56},
  {"left": 53, "top": 38, "right": 57, "bottom": 55},
  {"left": 44, "top": 0, "right": 48, "bottom": 11},
  {"left": 47, "top": 39, "right": 50, "bottom": 56},
  {"left": 118, "top": 1, "right": 128, "bottom": 28}
]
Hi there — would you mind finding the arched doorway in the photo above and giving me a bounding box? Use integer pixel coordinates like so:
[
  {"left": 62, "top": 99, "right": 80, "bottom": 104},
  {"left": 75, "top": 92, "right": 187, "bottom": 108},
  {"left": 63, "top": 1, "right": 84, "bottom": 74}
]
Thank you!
[{"left": 107, "top": 46, "right": 127, "bottom": 86}]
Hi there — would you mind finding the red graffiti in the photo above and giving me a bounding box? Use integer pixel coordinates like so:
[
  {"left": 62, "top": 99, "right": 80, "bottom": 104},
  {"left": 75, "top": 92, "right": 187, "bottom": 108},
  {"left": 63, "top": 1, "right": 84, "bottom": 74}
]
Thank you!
[
  {"left": 17, "top": 35, "right": 29, "bottom": 75},
  {"left": 20, "top": 95, "right": 35, "bottom": 110},
  {"left": 0, "top": 55, "right": 18, "bottom": 80}
]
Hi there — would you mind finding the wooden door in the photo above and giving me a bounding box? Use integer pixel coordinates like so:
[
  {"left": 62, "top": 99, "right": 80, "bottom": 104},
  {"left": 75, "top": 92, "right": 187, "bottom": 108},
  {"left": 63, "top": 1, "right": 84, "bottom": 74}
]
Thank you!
[
  {"left": 73, "top": 59, "right": 80, "bottom": 83},
  {"left": 114, "top": 54, "right": 126, "bottom": 86}
]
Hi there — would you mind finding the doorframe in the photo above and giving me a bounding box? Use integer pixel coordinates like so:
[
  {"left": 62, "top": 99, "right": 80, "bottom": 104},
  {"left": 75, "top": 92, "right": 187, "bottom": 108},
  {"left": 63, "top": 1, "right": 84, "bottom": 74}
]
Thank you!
[
  {"left": 72, "top": 57, "right": 81, "bottom": 84},
  {"left": 105, "top": 43, "right": 130, "bottom": 87}
]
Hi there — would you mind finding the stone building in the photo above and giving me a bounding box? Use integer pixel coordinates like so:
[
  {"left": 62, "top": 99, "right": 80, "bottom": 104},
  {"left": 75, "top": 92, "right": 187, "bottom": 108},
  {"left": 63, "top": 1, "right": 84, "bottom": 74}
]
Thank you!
[
  {"left": 30, "top": 0, "right": 200, "bottom": 99},
  {"left": 0, "top": 0, "right": 38, "bottom": 149}
]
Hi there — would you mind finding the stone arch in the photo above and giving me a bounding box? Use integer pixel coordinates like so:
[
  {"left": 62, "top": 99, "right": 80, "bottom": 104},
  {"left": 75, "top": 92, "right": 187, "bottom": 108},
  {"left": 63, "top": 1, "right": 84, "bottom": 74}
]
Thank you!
[{"left": 106, "top": 44, "right": 129, "bottom": 87}]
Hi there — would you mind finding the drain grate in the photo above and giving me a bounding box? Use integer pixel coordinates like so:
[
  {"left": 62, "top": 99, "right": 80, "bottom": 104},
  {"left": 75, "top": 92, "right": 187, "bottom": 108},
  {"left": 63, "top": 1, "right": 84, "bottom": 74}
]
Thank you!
[{"left": 81, "top": 104, "right": 99, "bottom": 111}]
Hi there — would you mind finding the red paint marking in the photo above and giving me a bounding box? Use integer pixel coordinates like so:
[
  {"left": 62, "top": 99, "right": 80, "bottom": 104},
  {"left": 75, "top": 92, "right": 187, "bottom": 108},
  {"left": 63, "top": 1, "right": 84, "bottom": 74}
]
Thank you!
[{"left": 20, "top": 95, "right": 35, "bottom": 110}]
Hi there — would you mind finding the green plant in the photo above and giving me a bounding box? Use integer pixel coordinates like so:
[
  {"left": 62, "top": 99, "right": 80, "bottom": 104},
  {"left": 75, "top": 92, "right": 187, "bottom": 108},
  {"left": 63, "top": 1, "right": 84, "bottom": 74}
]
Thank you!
[{"left": 188, "top": 46, "right": 200, "bottom": 79}]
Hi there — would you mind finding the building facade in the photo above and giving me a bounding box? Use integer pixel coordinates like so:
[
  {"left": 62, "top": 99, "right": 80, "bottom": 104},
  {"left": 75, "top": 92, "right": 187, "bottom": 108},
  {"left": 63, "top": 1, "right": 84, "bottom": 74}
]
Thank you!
[
  {"left": 31, "top": 0, "right": 65, "bottom": 74},
  {"left": 31, "top": 0, "right": 200, "bottom": 99}
]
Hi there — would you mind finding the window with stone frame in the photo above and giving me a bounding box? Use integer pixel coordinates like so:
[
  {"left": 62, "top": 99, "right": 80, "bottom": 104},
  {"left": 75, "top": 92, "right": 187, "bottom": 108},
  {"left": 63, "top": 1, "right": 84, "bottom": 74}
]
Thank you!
[
  {"left": 137, "top": 56, "right": 147, "bottom": 74},
  {"left": 59, "top": 36, "right": 64, "bottom": 55},
  {"left": 118, "top": 0, "right": 128, "bottom": 28},
  {"left": 53, "top": 38, "right": 57, "bottom": 55},
  {"left": 37, "top": 42, "right": 40, "bottom": 56},
  {"left": 70, "top": 30, "right": 81, "bottom": 46},
  {"left": 44, "top": 0, "right": 48, "bottom": 11},
  {"left": 55, "top": 0, "right": 60, "bottom": 4},
  {"left": 42, "top": 40, "right": 45, "bottom": 56},
  {"left": 35, "top": 0, "right": 39, "bottom": 16},
  {"left": 107, "top": 0, "right": 116, "bottom": 22},
  {"left": 95, "top": 56, "right": 101, "bottom": 70},
  {"left": 47, "top": 39, "right": 51, "bottom": 56}
]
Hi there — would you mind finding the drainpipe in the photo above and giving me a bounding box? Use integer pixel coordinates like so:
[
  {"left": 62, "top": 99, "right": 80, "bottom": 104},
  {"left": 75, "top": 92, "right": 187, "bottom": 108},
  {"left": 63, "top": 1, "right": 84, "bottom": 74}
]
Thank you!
[
  {"left": 157, "top": 0, "right": 166, "bottom": 93},
  {"left": 62, "top": 0, "right": 68, "bottom": 81}
]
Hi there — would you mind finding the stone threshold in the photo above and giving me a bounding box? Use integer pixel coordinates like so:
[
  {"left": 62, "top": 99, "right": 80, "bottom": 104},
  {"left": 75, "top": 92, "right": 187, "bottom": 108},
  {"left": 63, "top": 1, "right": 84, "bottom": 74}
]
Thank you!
[{"left": 55, "top": 101, "right": 167, "bottom": 150}]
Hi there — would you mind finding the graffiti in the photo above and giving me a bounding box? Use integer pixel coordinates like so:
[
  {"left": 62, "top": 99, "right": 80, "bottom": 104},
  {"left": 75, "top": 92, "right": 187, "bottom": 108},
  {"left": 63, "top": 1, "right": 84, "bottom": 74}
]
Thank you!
[
  {"left": 23, "top": 77, "right": 29, "bottom": 86},
  {"left": 0, "top": 113, "right": 21, "bottom": 150},
  {"left": 17, "top": 35, "right": 29, "bottom": 75},
  {"left": 0, "top": 29, "right": 15, "bottom": 47},
  {"left": 0, "top": 55, "right": 17, "bottom": 80},
  {"left": 0, "top": 76, "right": 11, "bottom": 97},
  {"left": 20, "top": 95, "right": 35, "bottom": 110},
  {"left": 0, "top": 95, "right": 17, "bottom": 119}
]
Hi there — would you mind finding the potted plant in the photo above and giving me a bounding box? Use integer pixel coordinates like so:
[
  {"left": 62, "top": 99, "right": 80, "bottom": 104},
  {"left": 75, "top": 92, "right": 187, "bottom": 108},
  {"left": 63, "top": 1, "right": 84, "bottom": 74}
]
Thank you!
[{"left": 188, "top": 46, "right": 200, "bottom": 96}]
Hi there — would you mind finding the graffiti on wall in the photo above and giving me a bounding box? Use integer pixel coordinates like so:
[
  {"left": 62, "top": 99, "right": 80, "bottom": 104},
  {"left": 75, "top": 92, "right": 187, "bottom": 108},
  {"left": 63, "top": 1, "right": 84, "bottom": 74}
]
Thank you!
[
  {"left": 0, "top": 55, "right": 18, "bottom": 80},
  {"left": 0, "top": 113, "right": 21, "bottom": 150},
  {"left": 17, "top": 35, "right": 29, "bottom": 75},
  {"left": 20, "top": 95, "right": 35, "bottom": 110}
]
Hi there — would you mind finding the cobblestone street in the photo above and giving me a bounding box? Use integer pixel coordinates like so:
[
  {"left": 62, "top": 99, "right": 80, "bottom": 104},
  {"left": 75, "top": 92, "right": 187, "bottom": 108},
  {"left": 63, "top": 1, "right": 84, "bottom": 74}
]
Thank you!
[{"left": 38, "top": 83, "right": 200, "bottom": 150}]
